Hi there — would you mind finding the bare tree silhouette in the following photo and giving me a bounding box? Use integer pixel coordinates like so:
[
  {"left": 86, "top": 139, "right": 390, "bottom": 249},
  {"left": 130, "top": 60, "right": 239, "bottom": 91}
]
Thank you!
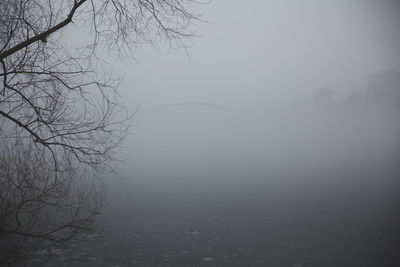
[{"left": 0, "top": 0, "right": 202, "bottom": 265}]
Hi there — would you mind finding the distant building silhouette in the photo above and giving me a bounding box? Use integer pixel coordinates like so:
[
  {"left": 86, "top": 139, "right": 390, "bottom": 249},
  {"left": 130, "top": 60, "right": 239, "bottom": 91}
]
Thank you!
[
  {"left": 367, "top": 70, "right": 400, "bottom": 109},
  {"left": 313, "top": 86, "right": 334, "bottom": 112},
  {"left": 343, "top": 90, "right": 364, "bottom": 113}
]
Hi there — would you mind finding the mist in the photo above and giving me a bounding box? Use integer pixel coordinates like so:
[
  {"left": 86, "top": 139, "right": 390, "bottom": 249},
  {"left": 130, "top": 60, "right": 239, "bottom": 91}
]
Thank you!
[
  {"left": 28, "top": 1, "right": 400, "bottom": 266},
  {"left": 114, "top": 0, "right": 400, "bottom": 193}
]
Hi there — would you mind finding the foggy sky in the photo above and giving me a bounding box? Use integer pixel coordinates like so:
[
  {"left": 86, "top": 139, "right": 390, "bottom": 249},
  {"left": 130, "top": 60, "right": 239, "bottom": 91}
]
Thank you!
[
  {"left": 105, "top": 0, "right": 400, "bottom": 179},
  {"left": 117, "top": 0, "right": 400, "bottom": 109}
]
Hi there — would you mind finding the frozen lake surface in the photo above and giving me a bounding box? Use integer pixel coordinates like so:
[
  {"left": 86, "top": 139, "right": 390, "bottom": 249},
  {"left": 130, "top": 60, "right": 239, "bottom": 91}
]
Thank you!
[{"left": 28, "top": 160, "right": 400, "bottom": 267}]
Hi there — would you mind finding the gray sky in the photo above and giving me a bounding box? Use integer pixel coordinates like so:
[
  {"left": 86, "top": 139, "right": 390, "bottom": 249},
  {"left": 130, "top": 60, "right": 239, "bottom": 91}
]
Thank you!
[
  {"left": 116, "top": 0, "right": 400, "bottom": 111},
  {"left": 104, "top": 0, "right": 400, "bottom": 178}
]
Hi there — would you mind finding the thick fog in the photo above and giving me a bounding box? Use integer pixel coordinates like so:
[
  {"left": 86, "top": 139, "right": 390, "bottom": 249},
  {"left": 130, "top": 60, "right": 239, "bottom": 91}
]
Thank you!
[
  {"left": 113, "top": 0, "right": 400, "bottom": 183},
  {"left": 31, "top": 1, "right": 400, "bottom": 266}
]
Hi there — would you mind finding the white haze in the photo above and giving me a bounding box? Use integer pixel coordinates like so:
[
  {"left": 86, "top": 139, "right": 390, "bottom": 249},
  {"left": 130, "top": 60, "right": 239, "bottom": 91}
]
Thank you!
[
  {"left": 108, "top": 0, "right": 400, "bottom": 184},
  {"left": 38, "top": 2, "right": 400, "bottom": 266}
]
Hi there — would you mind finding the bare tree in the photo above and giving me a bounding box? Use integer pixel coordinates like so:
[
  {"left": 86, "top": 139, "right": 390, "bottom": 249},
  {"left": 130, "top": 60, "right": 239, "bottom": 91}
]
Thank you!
[
  {"left": 0, "top": 0, "right": 201, "bottom": 265},
  {"left": 0, "top": 139, "right": 103, "bottom": 266}
]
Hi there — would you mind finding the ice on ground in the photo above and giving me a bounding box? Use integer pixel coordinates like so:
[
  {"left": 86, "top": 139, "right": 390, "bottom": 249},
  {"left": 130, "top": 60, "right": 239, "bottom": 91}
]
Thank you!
[
  {"left": 34, "top": 249, "right": 50, "bottom": 256},
  {"left": 203, "top": 257, "right": 213, "bottom": 262},
  {"left": 87, "top": 233, "right": 99, "bottom": 238}
]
